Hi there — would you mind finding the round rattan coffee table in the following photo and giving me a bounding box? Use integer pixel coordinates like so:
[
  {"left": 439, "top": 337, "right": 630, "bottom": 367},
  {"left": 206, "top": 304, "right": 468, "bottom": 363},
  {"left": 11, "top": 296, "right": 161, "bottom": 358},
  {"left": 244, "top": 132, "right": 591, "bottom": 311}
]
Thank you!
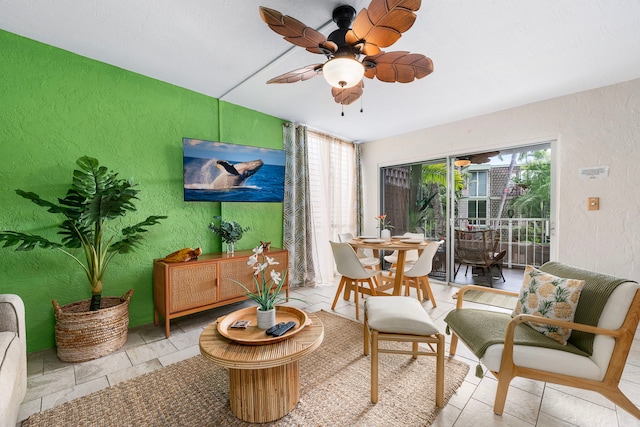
[{"left": 199, "top": 310, "right": 324, "bottom": 423}]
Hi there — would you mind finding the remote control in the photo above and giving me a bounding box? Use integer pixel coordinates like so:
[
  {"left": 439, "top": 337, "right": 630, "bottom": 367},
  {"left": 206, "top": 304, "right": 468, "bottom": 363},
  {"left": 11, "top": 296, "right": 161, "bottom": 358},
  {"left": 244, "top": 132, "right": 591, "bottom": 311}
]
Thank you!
[
  {"left": 265, "top": 322, "right": 286, "bottom": 336},
  {"left": 271, "top": 321, "right": 297, "bottom": 337}
]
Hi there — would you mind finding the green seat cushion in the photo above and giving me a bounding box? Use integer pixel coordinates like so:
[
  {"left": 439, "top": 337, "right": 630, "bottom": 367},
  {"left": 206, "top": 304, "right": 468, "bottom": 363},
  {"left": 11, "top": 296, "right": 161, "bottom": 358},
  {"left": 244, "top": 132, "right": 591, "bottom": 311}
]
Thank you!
[{"left": 444, "top": 308, "right": 589, "bottom": 359}]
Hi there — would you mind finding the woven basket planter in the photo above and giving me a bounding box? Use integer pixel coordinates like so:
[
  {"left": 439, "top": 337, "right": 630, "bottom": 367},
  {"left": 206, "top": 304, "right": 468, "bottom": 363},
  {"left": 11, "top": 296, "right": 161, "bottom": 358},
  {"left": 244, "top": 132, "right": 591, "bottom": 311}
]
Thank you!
[{"left": 52, "top": 289, "right": 134, "bottom": 363}]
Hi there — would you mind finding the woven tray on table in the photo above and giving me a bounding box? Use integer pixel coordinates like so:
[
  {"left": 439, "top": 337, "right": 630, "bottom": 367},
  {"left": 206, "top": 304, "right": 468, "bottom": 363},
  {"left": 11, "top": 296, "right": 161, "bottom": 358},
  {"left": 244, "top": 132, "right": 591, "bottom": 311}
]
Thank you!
[{"left": 52, "top": 289, "right": 134, "bottom": 363}]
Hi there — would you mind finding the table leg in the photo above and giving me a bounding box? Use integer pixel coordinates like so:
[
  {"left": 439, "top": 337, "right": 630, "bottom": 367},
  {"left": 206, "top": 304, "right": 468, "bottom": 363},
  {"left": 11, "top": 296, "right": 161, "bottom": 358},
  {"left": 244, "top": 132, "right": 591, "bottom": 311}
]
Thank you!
[
  {"left": 228, "top": 361, "right": 300, "bottom": 423},
  {"left": 393, "top": 250, "right": 406, "bottom": 296}
]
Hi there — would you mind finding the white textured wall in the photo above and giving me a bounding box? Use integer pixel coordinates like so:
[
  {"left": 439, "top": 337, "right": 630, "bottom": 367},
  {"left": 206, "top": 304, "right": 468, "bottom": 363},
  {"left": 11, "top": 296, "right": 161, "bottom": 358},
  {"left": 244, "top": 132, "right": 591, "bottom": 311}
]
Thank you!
[{"left": 360, "top": 78, "right": 640, "bottom": 281}]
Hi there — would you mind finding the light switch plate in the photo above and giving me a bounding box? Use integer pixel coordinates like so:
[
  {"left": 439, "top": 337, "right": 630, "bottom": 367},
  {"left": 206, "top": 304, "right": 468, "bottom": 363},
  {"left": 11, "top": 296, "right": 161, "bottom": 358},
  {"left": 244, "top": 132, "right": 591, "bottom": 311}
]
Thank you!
[{"left": 588, "top": 197, "right": 599, "bottom": 210}]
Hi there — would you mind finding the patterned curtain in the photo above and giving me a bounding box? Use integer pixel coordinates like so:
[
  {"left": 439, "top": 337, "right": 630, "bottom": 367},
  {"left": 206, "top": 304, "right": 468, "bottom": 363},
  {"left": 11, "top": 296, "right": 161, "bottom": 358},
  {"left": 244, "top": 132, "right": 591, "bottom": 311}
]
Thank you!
[
  {"left": 355, "top": 143, "right": 363, "bottom": 235},
  {"left": 283, "top": 123, "right": 316, "bottom": 287}
]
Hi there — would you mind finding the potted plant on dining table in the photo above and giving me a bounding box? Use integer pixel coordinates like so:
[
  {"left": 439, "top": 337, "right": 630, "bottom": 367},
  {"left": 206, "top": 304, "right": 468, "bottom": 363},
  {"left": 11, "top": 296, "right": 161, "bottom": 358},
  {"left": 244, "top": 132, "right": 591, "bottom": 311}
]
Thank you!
[{"left": 376, "top": 214, "right": 394, "bottom": 240}]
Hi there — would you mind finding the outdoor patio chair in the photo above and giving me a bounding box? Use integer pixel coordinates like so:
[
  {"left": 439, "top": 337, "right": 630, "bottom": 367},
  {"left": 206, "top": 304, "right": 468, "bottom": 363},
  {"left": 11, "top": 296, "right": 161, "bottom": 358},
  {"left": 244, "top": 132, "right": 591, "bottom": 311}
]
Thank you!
[
  {"left": 444, "top": 262, "right": 640, "bottom": 418},
  {"left": 454, "top": 229, "right": 505, "bottom": 286}
]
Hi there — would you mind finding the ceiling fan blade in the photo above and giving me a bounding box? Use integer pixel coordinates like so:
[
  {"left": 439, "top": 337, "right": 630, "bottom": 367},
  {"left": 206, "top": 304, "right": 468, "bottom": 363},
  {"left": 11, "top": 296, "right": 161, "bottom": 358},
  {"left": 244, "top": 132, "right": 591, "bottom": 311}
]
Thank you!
[
  {"left": 363, "top": 51, "right": 433, "bottom": 83},
  {"left": 346, "top": 0, "right": 421, "bottom": 55},
  {"left": 470, "top": 151, "right": 500, "bottom": 164},
  {"left": 267, "top": 64, "right": 323, "bottom": 84},
  {"left": 331, "top": 80, "right": 364, "bottom": 105},
  {"left": 259, "top": 7, "right": 338, "bottom": 54}
]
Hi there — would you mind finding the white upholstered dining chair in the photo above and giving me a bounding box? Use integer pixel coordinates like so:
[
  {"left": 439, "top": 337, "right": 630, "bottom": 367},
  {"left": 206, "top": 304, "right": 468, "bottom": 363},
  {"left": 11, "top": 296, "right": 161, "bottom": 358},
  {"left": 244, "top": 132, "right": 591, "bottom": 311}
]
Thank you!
[
  {"left": 383, "top": 232, "right": 422, "bottom": 275},
  {"left": 337, "top": 233, "right": 380, "bottom": 269},
  {"left": 397, "top": 240, "right": 443, "bottom": 307},
  {"left": 330, "top": 241, "right": 381, "bottom": 320}
]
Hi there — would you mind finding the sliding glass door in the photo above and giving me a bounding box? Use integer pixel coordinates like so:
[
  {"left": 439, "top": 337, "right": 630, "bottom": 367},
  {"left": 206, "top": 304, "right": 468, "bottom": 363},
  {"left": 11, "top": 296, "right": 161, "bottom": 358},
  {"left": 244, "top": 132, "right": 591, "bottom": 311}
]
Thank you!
[
  {"left": 380, "top": 160, "right": 450, "bottom": 280},
  {"left": 380, "top": 142, "right": 553, "bottom": 288},
  {"left": 450, "top": 144, "right": 553, "bottom": 288}
]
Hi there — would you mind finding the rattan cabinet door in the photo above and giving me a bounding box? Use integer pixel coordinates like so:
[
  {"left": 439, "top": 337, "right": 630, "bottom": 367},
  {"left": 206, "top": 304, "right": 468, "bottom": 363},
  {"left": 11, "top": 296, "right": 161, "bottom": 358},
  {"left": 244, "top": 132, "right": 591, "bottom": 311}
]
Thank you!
[
  {"left": 219, "top": 258, "right": 254, "bottom": 301},
  {"left": 218, "top": 251, "right": 288, "bottom": 301},
  {"left": 169, "top": 263, "right": 218, "bottom": 313}
]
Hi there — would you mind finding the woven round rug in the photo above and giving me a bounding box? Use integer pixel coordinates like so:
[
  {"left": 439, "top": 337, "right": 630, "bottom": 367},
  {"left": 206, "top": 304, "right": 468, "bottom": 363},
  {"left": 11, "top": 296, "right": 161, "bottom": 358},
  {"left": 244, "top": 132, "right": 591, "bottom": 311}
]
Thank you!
[{"left": 23, "top": 310, "right": 469, "bottom": 426}]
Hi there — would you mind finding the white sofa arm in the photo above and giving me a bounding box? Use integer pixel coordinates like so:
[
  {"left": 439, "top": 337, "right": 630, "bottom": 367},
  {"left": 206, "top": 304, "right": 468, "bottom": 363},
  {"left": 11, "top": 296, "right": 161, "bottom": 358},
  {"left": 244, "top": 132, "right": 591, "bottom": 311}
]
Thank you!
[
  {"left": 0, "top": 294, "right": 26, "bottom": 345},
  {"left": 0, "top": 294, "right": 27, "bottom": 427}
]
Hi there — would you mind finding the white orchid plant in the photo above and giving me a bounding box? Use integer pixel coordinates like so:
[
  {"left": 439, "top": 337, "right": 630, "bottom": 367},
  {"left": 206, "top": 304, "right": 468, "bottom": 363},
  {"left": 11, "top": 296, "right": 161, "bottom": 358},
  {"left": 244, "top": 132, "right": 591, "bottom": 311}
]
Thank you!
[{"left": 233, "top": 245, "right": 297, "bottom": 311}]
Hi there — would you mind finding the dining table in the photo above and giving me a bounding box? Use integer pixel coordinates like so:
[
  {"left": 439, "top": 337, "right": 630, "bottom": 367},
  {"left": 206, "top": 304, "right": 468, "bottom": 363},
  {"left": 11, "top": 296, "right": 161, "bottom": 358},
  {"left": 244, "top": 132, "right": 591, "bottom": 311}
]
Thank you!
[{"left": 348, "top": 236, "right": 431, "bottom": 296}]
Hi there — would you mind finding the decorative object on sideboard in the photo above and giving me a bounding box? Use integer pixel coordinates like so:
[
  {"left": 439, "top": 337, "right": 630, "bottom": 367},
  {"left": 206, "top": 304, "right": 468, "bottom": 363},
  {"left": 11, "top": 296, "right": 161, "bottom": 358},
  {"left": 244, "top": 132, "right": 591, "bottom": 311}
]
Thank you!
[
  {"left": 208, "top": 216, "right": 249, "bottom": 255},
  {"left": 163, "top": 247, "right": 202, "bottom": 263},
  {"left": 0, "top": 156, "right": 167, "bottom": 362},
  {"left": 260, "top": 241, "right": 271, "bottom": 251}
]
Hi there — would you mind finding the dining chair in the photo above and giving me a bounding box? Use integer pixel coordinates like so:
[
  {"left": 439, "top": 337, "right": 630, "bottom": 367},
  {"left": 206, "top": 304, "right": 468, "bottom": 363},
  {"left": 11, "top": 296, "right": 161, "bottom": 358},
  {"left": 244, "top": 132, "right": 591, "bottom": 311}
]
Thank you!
[
  {"left": 337, "top": 233, "right": 380, "bottom": 269},
  {"left": 383, "top": 232, "right": 422, "bottom": 272},
  {"left": 330, "top": 241, "right": 381, "bottom": 320},
  {"left": 398, "top": 240, "right": 443, "bottom": 307}
]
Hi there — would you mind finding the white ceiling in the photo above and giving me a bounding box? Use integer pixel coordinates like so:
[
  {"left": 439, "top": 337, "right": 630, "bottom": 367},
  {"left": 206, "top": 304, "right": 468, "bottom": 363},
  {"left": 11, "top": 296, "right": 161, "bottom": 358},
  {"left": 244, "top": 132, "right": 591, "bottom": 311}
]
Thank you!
[{"left": 2, "top": 0, "right": 640, "bottom": 142}]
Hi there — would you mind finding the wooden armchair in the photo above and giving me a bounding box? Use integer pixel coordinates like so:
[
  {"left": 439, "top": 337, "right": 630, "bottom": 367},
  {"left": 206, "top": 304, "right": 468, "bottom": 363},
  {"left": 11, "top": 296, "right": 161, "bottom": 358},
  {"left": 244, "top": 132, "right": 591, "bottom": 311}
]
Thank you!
[{"left": 444, "top": 262, "right": 640, "bottom": 418}]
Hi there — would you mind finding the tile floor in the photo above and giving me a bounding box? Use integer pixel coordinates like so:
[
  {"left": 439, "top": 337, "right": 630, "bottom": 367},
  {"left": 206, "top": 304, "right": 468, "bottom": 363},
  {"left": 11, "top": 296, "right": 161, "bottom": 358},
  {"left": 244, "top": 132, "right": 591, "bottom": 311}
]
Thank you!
[{"left": 18, "top": 278, "right": 640, "bottom": 427}]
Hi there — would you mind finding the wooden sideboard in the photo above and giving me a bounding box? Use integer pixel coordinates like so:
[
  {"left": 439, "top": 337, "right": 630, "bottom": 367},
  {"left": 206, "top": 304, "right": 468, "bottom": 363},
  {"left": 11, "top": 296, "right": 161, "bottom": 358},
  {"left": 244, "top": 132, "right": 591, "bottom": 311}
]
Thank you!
[{"left": 153, "top": 248, "right": 288, "bottom": 338}]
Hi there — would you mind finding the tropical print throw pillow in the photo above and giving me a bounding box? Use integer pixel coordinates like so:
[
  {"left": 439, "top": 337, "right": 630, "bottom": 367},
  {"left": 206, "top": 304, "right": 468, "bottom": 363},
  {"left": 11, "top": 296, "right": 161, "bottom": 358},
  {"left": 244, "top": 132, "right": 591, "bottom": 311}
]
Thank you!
[{"left": 513, "top": 265, "right": 585, "bottom": 345}]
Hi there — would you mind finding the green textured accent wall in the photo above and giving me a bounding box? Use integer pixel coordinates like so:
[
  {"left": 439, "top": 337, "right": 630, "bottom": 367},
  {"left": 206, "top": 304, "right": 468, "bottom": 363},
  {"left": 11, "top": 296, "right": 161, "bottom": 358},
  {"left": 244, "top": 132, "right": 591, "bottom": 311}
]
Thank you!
[{"left": 0, "top": 30, "right": 285, "bottom": 352}]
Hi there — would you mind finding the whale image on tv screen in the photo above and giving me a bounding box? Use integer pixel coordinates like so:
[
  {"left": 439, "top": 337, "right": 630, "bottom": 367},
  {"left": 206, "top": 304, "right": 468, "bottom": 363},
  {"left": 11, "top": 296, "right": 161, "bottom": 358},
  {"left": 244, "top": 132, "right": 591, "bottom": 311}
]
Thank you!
[{"left": 183, "top": 138, "right": 286, "bottom": 202}]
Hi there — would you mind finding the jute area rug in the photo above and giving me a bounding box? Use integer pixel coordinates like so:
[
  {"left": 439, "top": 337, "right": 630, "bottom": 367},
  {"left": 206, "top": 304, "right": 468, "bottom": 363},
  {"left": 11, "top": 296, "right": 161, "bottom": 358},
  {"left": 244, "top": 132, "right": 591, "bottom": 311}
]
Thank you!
[{"left": 23, "top": 310, "right": 469, "bottom": 427}]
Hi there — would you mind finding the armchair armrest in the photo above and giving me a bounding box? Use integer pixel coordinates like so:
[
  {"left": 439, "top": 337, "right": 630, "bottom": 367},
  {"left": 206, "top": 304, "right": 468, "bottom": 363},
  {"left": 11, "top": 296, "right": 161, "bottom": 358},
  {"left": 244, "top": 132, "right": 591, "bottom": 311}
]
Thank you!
[
  {"left": 509, "top": 314, "right": 620, "bottom": 339},
  {"left": 455, "top": 285, "right": 519, "bottom": 309},
  {"left": 0, "top": 294, "right": 26, "bottom": 344}
]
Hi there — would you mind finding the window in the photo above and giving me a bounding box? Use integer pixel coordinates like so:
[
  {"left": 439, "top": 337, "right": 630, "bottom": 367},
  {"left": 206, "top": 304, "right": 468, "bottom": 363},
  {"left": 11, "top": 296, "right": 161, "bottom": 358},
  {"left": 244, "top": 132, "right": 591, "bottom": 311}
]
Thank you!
[
  {"left": 468, "top": 170, "right": 487, "bottom": 197},
  {"left": 307, "top": 130, "right": 357, "bottom": 284},
  {"left": 467, "top": 200, "right": 487, "bottom": 222},
  {"left": 465, "top": 169, "right": 488, "bottom": 223}
]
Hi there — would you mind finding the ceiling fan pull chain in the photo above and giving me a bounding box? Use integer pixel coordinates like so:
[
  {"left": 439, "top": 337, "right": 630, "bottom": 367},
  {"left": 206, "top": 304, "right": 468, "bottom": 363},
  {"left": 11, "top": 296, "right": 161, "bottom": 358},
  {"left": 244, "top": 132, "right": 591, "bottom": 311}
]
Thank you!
[
  {"left": 341, "top": 87, "right": 345, "bottom": 117},
  {"left": 360, "top": 92, "right": 363, "bottom": 113}
]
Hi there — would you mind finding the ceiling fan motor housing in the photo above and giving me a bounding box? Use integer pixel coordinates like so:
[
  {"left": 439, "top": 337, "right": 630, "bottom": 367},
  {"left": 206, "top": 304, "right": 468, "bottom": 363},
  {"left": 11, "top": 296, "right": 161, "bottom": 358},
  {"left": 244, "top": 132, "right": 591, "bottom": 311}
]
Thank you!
[
  {"left": 328, "top": 5, "right": 360, "bottom": 59},
  {"left": 332, "top": 5, "right": 357, "bottom": 29}
]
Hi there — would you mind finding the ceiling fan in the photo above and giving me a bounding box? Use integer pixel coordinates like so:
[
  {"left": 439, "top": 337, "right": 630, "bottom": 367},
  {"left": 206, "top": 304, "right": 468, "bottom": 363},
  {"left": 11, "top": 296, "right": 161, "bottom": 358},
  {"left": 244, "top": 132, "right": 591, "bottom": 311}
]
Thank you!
[{"left": 259, "top": 0, "right": 433, "bottom": 111}]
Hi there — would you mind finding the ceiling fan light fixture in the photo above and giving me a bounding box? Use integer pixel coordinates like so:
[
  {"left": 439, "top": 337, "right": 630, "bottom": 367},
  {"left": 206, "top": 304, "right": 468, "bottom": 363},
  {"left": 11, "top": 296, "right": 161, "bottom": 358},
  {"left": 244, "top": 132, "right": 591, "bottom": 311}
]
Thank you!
[
  {"left": 322, "top": 57, "right": 364, "bottom": 89},
  {"left": 454, "top": 159, "right": 471, "bottom": 167}
]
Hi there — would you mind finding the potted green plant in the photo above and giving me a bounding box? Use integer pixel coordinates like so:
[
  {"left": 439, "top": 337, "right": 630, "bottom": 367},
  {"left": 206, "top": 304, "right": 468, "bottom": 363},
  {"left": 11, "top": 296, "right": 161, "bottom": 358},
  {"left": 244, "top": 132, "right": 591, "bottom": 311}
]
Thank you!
[
  {"left": 233, "top": 245, "right": 289, "bottom": 329},
  {"left": 0, "top": 156, "right": 166, "bottom": 361},
  {"left": 208, "top": 216, "right": 249, "bottom": 255}
]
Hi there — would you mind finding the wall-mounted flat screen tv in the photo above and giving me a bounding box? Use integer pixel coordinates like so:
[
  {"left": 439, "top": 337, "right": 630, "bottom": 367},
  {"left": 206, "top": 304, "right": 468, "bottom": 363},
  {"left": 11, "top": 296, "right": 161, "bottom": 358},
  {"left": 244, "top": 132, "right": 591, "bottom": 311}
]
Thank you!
[{"left": 183, "top": 138, "right": 286, "bottom": 202}]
